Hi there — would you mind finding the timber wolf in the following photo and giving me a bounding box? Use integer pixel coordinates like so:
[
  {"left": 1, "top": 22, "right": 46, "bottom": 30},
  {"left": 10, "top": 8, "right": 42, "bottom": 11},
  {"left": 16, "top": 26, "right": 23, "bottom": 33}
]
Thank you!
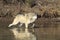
[{"left": 8, "top": 13, "right": 37, "bottom": 28}]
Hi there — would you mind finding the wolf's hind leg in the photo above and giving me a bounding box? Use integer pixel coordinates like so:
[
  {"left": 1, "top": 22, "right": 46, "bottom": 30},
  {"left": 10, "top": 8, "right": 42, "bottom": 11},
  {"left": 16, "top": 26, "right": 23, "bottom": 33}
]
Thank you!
[
  {"left": 19, "top": 23, "right": 23, "bottom": 27},
  {"left": 8, "top": 24, "right": 14, "bottom": 27},
  {"left": 8, "top": 17, "right": 19, "bottom": 27}
]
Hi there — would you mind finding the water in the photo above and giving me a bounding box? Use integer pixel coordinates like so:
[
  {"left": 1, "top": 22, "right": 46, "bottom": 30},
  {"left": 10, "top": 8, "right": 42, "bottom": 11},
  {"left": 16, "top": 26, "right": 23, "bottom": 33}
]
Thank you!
[
  {"left": 10, "top": 28, "right": 36, "bottom": 40},
  {"left": 0, "top": 18, "right": 60, "bottom": 40}
]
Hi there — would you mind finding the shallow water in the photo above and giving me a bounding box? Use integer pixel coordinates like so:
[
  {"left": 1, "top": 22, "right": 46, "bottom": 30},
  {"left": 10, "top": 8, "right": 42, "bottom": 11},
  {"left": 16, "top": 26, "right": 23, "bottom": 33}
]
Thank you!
[
  {"left": 0, "top": 18, "right": 60, "bottom": 40},
  {"left": 10, "top": 28, "right": 36, "bottom": 40}
]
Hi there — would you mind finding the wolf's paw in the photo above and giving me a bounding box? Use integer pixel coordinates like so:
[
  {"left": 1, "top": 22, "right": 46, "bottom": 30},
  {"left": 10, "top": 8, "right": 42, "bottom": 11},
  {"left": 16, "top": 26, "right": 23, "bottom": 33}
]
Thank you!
[{"left": 8, "top": 24, "right": 13, "bottom": 27}]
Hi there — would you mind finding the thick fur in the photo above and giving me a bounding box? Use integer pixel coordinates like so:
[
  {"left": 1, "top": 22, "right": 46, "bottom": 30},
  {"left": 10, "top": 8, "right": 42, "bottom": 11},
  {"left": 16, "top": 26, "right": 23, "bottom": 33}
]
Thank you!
[{"left": 8, "top": 13, "right": 37, "bottom": 28}]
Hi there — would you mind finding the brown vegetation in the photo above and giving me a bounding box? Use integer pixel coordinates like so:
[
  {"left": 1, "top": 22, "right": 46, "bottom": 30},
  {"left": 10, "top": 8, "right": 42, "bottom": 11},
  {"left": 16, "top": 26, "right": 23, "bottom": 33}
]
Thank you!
[{"left": 0, "top": 0, "right": 60, "bottom": 18}]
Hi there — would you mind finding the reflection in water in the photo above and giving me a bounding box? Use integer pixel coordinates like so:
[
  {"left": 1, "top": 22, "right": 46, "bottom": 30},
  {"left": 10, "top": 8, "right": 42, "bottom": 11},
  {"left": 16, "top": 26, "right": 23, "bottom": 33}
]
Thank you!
[
  {"left": 1, "top": 18, "right": 60, "bottom": 40},
  {"left": 10, "top": 27, "right": 36, "bottom": 40}
]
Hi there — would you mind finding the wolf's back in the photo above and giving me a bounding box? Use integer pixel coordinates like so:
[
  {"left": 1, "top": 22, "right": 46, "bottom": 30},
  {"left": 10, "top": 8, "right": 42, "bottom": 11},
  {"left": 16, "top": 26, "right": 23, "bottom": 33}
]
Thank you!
[{"left": 15, "top": 15, "right": 27, "bottom": 23}]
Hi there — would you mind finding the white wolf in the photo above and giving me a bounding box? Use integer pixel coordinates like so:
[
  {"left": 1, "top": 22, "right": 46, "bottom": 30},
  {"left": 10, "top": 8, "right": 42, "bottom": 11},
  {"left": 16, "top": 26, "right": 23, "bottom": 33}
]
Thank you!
[{"left": 8, "top": 13, "right": 37, "bottom": 28}]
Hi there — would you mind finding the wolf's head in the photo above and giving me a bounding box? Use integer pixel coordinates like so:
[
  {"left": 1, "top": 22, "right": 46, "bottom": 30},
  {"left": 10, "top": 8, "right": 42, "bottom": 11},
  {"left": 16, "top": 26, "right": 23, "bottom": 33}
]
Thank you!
[
  {"left": 27, "top": 13, "right": 37, "bottom": 19},
  {"left": 25, "top": 13, "right": 37, "bottom": 23}
]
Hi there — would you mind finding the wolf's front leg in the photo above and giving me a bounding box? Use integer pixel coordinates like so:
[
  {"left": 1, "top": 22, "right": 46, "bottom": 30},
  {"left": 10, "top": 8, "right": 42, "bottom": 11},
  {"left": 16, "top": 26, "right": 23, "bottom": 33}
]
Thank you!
[
  {"left": 25, "top": 23, "right": 28, "bottom": 29},
  {"left": 32, "top": 24, "right": 35, "bottom": 28}
]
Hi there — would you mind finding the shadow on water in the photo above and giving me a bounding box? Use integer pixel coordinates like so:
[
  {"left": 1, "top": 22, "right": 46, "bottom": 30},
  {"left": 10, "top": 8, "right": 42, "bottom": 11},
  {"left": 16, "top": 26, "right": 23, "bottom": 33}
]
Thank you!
[{"left": 10, "top": 27, "right": 36, "bottom": 40}]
